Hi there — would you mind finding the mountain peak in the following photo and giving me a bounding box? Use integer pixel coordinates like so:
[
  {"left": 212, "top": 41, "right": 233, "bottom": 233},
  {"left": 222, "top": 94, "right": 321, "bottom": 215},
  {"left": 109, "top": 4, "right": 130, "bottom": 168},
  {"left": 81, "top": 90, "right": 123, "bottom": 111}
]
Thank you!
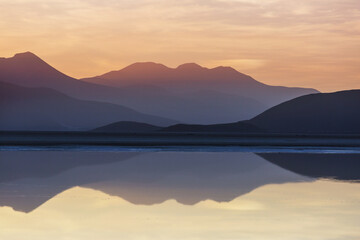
[
  {"left": 13, "top": 51, "right": 40, "bottom": 60},
  {"left": 100, "top": 62, "right": 171, "bottom": 80},
  {"left": 124, "top": 62, "right": 170, "bottom": 71},
  {"left": 8, "top": 52, "right": 47, "bottom": 67},
  {"left": 211, "top": 65, "right": 238, "bottom": 73},
  {"left": 0, "top": 51, "right": 75, "bottom": 88},
  {"left": 176, "top": 63, "right": 204, "bottom": 71}
]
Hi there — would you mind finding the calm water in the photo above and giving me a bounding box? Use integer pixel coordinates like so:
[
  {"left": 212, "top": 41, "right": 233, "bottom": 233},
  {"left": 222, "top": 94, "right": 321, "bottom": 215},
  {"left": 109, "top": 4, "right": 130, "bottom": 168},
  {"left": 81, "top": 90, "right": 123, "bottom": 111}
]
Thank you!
[{"left": 0, "top": 149, "right": 359, "bottom": 240}]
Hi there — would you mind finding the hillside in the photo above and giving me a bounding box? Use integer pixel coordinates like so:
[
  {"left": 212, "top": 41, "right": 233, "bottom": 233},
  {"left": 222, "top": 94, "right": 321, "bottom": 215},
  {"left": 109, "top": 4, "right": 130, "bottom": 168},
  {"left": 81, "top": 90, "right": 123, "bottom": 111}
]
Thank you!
[
  {"left": 93, "top": 121, "right": 161, "bottom": 133},
  {"left": 0, "top": 82, "right": 175, "bottom": 131},
  {"left": 250, "top": 90, "right": 360, "bottom": 134}
]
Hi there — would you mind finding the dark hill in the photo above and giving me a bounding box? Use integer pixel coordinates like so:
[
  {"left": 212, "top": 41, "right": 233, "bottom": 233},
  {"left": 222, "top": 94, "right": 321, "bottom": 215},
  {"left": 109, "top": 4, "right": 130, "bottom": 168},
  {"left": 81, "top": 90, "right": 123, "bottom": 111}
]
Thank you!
[
  {"left": 161, "top": 90, "right": 360, "bottom": 134},
  {"left": 250, "top": 90, "right": 360, "bottom": 134},
  {"left": 93, "top": 121, "right": 161, "bottom": 133}
]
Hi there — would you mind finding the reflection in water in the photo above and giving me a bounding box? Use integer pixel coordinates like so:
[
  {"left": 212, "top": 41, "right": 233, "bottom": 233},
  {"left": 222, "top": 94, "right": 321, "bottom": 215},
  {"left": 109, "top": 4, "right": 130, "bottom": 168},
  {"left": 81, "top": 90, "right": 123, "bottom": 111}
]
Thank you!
[
  {"left": 0, "top": 150, "right": 359, "bottom": 239},
  {"left": 258, "top": 153, "right": 360, "bottom": 181},
  {"left": 0, "top": 151, "right": 140, "bottom": 212},
  {"left": 0, "top": 151, "right": 308, "bottom": 212}
]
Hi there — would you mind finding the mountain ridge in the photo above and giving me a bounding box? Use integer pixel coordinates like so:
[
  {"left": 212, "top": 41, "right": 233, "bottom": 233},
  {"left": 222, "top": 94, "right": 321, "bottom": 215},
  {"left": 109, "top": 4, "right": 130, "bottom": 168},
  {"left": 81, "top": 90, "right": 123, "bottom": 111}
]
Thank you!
[{"left": 1, "top": 51, "right": 319, "bottom": 125}]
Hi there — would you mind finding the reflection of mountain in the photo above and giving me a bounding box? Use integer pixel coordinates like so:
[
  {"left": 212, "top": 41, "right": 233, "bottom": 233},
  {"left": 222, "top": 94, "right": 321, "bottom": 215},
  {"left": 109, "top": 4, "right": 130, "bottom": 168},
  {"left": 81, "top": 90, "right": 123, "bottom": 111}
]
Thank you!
[
  {"left": 258, "top": 153, "right": 360, "bottom": 181},
  {"left": 0, "top": 82, "right": 175, "bottom": 131},
  {"left": 0, "top": 151, "right": 139, "bottom": 183},
  {"left": 0, "top": 151, "right": 308, "bottom": 213},
  {"left": 0, "top": 151, "right": 139, "bottom": 212}
]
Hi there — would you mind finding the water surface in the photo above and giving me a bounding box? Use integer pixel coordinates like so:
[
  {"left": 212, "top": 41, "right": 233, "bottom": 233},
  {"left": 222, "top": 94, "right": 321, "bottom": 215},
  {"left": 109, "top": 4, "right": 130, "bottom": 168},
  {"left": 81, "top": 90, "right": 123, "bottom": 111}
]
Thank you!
[{"left": 0, "top": 150, "right": 359, "bottom": 239}]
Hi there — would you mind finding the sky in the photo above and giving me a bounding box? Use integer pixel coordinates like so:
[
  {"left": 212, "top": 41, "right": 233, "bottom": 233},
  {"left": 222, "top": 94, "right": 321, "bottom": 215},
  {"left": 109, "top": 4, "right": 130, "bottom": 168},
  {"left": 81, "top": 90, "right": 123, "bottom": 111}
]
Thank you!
[{"left": 0, "top": 0, "right": 359, "bottom": 92}]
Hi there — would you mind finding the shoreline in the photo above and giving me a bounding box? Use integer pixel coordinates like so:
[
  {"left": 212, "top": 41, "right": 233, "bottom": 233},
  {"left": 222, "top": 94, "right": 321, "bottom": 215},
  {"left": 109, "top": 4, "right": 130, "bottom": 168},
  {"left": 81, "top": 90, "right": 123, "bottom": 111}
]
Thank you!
[{"left": 2, "top": 131, "right": 360, "bottom": 148}]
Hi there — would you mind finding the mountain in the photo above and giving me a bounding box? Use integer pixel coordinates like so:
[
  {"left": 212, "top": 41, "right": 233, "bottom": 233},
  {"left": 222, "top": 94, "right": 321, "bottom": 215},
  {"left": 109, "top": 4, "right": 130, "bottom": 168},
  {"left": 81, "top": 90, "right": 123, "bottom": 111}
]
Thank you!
[
  {"left": 250, "top": 90, "right": 360, "bottom": 134},
  {"left": 0, "top": 82, "right": 175, "bottom": 131},
  {"left": 0, "top": 52, "right": 319, "bottom": 124},
  {"left": 0, "top": 52, "right": 115, "bottom": 96},
  {"left": 84, "top": 62, "right": 316, "bottom": 106},
  {"left": 83, "top": 62, "right": 318, "bottom": 123},
  {"left": 93, "top": 121, "right": 161, "bottom": 133},
  {"left": 0, "top": 52, "right": 271, "bottom": 124},
  {"left": 0, "top": 52, "right": 168, "bottom": 110}
]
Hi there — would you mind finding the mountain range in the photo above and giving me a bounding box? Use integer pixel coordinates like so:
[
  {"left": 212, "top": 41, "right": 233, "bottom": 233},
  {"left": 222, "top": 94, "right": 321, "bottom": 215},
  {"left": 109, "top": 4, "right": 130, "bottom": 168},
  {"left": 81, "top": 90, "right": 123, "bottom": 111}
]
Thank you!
[
  {"left": 2, "top": 51, "right": 358, "bottom": 134},
  {"left": 83, "top": 62, "right": 318, "bottom": 123},
  {"left": 0, "top": 52, "right": 318, "bottom": 130}
]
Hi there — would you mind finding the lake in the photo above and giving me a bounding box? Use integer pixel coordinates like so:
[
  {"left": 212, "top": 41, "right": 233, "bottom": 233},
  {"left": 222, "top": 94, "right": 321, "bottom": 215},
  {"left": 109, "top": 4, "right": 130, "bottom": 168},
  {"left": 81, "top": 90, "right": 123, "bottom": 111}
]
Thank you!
[{"left": 0, "top": 148, "right": 359, "bottom": 240}]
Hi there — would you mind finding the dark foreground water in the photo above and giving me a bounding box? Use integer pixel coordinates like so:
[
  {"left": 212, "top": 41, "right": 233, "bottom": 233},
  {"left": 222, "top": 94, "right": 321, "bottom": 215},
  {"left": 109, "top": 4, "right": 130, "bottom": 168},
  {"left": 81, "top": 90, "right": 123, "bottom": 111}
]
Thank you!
[{"left": 0, "top": 148, "right": 359, "bottom": 239}]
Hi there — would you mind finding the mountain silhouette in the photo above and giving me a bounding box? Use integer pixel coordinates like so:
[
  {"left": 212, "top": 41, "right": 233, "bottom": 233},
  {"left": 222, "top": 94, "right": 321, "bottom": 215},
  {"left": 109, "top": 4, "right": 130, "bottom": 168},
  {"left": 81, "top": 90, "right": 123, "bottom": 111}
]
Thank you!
[
  {"left": 160, "top": 90, "right": 360, "bottom": 134},
  {"left": 258, "top": 153, "right": 360, "bottom": 181},
  {"left": 93, "top": 121, "right": 161, "bottom": 133},
  {"left": 1, "top": 52, "right": 319, "bottom": 124},
  {"left": 0, "top": 52, "right": 156, "bottom": 105},
  {"left": 0, "top": 53, "right": 272, "bottom": 124},
  {"left": 0, "top": 151, "right": 308, "bottom": 213},
  {"left": 250, "top": 90, "right": 360, "bottom": 134},
  {"left": 0, "top": 82, "right": 175, "bottom": 131},
  {"left": 84, "top": 61, "right": 318, "bottom": 123}
]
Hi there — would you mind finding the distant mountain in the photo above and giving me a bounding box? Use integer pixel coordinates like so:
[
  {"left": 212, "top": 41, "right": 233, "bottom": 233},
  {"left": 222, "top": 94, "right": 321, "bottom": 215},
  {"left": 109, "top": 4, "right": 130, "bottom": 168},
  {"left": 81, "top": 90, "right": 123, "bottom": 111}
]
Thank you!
[
  {"left": 250, "top": 90, "right": 360, "bottom": 134},
  {"left": 0, "top": 82, "right": 175, "bottom": 131},
  {"left": 83, "top": 62, "right": 318, "bottom": 123},
  {"left": 0, "top": 53, "right": 269, "bottom": 124},
  {"left": 93, "top": 121, "right": 161, "bottom": 133},
  {"left": 0, "top": 52, "right": 318, "bottom": 124},
  {"left": 85, "top": 62, "right": 317, "bottom": 106},
  {"left": 0, "top": 52, "right": 157, "bottom": 109}
]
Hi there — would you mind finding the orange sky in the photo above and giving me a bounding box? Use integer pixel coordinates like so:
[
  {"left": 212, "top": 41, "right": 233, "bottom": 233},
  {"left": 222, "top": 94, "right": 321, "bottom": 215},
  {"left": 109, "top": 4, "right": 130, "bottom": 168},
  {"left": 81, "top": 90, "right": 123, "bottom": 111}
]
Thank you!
[{"left": 1, "top": 0, "right": 359, "bottom": 92}]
